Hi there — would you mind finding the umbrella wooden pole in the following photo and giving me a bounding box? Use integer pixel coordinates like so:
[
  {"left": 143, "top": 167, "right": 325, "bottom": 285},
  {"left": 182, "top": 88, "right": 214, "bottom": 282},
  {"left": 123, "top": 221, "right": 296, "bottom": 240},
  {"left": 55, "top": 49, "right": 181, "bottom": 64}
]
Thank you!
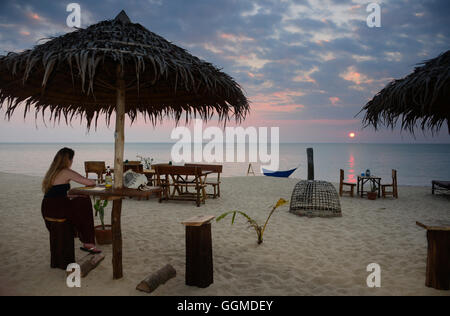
[{"left": 112, "top": 65, "right": 125, "bottom": 279}]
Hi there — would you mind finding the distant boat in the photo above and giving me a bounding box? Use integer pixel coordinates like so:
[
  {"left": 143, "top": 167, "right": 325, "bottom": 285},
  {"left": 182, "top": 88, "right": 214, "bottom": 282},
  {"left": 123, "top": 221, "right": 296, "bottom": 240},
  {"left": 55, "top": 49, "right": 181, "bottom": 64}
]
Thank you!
[{"left": 262, "top": 166, "right": 298, "bottom": 178}]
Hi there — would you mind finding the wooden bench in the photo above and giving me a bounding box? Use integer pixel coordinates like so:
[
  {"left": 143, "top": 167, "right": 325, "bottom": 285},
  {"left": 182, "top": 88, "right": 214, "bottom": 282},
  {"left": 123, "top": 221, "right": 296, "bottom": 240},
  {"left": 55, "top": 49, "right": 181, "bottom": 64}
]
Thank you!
[
  {"left": 155, "top": 165, "right": 207, "bottom": 207},
  {"left": 185, "top": 164, "right": 222, "bottom": 198},
  {"left": 44, "top": 217, "right": 75, "bottom": 270},
  {"left": 182, "top": 215, "right": 215, "bottom": 288}
]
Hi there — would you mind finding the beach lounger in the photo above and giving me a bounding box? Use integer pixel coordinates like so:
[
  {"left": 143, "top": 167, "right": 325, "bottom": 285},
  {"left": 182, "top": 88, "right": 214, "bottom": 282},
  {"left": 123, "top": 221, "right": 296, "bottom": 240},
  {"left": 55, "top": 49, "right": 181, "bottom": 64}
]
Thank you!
[
  {"left": 382, "top": 169, "right": 398, "bottom": 198},
  {"left": 339, "top": 169, "right": 356, "bottom": 197},
  {"left": 432, "top": 180, "right": 450, "bottom": 195}
]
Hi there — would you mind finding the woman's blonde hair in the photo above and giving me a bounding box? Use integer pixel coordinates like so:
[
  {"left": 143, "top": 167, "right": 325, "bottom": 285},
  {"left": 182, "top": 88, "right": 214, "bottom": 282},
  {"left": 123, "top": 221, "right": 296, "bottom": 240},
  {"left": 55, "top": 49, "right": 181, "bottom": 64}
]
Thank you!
[{"left": 42, "top": 147, "right": 75, "bottom": 193}]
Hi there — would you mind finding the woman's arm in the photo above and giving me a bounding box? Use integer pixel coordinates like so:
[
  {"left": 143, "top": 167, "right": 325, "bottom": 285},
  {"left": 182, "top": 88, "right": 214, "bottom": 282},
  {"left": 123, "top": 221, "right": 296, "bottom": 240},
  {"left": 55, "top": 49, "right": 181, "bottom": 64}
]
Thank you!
[{"left": 67, "top": 169, "right": 96, "bottom": 186}]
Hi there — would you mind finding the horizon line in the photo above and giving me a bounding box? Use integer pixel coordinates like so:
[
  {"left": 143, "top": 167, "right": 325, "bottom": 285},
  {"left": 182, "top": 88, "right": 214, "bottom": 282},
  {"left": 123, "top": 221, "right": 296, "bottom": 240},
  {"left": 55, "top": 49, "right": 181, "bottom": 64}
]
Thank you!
[{"left": 0, "top": 141, "right": 449, "bottom": 145}]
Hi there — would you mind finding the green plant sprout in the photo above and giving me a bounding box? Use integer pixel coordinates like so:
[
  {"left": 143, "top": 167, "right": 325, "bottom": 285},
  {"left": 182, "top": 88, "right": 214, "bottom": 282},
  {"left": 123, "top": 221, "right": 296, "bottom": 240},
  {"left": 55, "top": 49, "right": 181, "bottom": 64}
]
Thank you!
[
  {"left": 94, "top": 198, "right": 108, "bottom": 230},
  {"left": 216, "top": 198, "right": 288, "bottom": 245}
]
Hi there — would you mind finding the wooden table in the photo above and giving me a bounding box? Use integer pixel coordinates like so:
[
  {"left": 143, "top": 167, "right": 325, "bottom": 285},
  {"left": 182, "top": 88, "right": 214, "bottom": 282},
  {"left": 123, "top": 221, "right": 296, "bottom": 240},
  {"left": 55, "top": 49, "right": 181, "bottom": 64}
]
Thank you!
[
  {"left": 69, "top": 186, "right": 162, "bottom": 279},
  {"left": 182, "top": 215, "right": 215, "bottom": 288},
  {"left": 357, "top": 176, "right": 381, "bottom": 198},
  {"left": 416, "top": 221, "right": 450, "bottom": 290}
]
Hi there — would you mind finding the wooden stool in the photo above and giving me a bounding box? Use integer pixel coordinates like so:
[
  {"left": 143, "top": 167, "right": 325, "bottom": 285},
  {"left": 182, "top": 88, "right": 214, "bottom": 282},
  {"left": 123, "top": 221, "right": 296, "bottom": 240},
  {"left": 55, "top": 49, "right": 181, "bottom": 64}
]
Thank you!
[
  {"left": 182, "top": 215, "right": 215, "bottom": 288},
  {"left": 44, "top": 217, "right": 75, "bottom": 270},
  {"left": 416, "top": 221, "right": 450, "bottom": 290}
]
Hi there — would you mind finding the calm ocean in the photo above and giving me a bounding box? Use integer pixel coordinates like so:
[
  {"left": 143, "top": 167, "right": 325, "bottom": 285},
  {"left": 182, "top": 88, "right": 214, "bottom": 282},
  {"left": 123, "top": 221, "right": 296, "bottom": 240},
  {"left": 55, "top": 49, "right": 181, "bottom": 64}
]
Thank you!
[{"left": 0, "top": 143, "right": 449, "bottom": 186}]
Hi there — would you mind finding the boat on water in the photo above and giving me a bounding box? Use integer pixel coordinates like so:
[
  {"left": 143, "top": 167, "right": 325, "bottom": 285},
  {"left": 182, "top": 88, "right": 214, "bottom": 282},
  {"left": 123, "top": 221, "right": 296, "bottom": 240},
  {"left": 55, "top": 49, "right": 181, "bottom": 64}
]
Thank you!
[{"left": 262, "top": 167, "right": 298, "bottom": 178}]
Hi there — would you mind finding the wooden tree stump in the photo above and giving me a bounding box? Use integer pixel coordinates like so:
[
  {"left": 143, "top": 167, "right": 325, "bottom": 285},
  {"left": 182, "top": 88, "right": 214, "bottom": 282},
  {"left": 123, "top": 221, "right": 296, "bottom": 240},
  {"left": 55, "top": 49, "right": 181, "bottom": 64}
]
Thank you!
[
  {"left": 182, "top": 215, "right": 215, "bottom": 288},
  {"left": 136, "top": 264, "right": 176, "bottom": 293},
  {"left": 78, "top": 253, "right": 105, "bottom": 278},
  {"left": 417, "top": 221, "right": 450, "bottom": 290}
]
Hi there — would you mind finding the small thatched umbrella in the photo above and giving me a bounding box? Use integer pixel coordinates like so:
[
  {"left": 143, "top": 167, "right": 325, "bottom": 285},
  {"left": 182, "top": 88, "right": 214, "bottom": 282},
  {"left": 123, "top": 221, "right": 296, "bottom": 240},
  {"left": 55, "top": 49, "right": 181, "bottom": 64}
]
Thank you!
[
  {"left": 0, "top": 11, "right": 249, "bottom": 279},
  {"left": 360, "top": 50, "right": 450, "bottom": 134}
]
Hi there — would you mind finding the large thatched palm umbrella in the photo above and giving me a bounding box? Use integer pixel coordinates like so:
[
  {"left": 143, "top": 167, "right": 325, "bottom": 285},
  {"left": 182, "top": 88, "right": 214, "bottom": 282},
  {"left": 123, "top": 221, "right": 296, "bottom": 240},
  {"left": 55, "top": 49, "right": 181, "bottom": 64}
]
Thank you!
[
  {"left": 360, "top": 50, "right": 450, "bottom": 134},
  {"left": 0, "top": 11, "right": 249, "bottom": 279}
]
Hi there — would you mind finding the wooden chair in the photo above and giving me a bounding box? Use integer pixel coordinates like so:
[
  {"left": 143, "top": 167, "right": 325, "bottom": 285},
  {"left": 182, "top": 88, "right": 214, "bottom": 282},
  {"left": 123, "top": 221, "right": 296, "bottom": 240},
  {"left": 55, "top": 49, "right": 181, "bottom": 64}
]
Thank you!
[
  {"left": 185, "top": 164, "right": 222, "bottom": 198},
  {"left": 85, "top": 161, "right": 106, "bottom": 183},
  {"left": 382, "top": 169, "right": 398, "bottom": 198},
  {"left": 124, "top": 161, "right": 143, "bottom": 173},
  {"left": 155, "top": 165, "right": 206, "bottom": 207},
  {"left": 339, "top": 169, "right": 356, "bottom": 197},
  {"left": 44, "top": 217, "right": 75, "bottom": 270}
]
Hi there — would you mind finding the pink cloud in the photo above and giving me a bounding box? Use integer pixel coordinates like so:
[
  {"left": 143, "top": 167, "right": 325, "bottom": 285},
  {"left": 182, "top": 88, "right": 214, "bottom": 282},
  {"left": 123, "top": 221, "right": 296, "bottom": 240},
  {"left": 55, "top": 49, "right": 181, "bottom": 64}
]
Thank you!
[
  {"left": 250, "top": 90, "right": 305, "bottom": 113},
  {"left": 349, "top": 5, "right": 362, "bottom": 11},
  {"left": 329, "top": 97, "right": 340, "bottom": 105},
  {"left": 340, "top": 66, "right": 372, "bottom": 85},
  {"left": 219, "top": 33, "right": 254, "bottom": 43},
  {"left": 29, "top": 13, "right": 42, "bottom": 21},
  {"left": 247, "top": 72, "right": 264, "bottom": 78}
]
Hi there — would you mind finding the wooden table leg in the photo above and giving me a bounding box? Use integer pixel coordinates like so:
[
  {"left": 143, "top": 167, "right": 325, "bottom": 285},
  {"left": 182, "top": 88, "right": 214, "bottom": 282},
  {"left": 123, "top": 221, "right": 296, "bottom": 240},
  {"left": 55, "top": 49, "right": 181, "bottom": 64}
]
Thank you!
[
  {"left": 426, "top": 230, "right": 450, "bottom": 290},
  {"left": 357, "top": 178, "right": 360, "bottom": 197},
  {"left": 111, "top": 199, "right": 123, "bottom": 280}
]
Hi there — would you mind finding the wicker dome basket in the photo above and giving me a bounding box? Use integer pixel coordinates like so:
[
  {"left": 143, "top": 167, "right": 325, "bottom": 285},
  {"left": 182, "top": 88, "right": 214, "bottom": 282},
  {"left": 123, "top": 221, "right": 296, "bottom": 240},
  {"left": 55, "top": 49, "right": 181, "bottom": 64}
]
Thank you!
[{"left": 289, "top": 180, "right": 342, "bottom": 218}]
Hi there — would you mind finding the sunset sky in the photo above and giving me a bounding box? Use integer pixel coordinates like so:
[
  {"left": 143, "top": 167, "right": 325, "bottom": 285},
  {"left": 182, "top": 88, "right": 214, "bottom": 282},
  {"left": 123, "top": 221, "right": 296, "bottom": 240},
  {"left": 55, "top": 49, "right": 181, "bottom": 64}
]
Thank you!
[{"left": 0, "top": 0, "right": 449, "bottom": 143}]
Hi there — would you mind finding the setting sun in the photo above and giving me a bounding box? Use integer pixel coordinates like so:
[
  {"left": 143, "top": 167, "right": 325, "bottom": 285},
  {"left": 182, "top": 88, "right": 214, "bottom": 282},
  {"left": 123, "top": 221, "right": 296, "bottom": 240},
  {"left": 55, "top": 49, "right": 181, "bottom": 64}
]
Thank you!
[{"left": 349, "top": 132, "right": 356, "bottom": 139}]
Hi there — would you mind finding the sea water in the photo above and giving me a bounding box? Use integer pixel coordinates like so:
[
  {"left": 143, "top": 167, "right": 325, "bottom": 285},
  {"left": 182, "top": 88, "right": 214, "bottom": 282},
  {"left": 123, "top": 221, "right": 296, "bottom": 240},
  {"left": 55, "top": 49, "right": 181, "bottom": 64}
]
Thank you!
[{"left": 0, "top": 143, "right": 449, "bottom": 186}]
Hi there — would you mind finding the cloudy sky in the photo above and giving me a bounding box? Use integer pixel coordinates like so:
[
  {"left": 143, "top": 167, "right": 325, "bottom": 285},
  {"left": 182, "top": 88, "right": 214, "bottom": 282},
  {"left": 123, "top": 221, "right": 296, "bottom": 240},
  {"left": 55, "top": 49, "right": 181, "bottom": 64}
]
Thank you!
[{"left": 0, "top": 0, "right": 449, "bottom": 143}]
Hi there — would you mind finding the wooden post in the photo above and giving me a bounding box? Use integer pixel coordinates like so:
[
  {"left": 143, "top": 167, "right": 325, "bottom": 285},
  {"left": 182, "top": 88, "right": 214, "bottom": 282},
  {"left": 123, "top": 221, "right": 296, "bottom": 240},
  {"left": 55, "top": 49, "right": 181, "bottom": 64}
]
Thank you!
[
  {"left": 114, "top": 65, "right": 125, "bottom": 189},
  {"left": 416, "top": 221, "right": 450, "bottom": 291},
  {"left": 182, "top": 215, "right": 215, "bottom": 288},
  {"left": 112, "top": 64, "right": 125, "bottom": 280},
  {"left": 426, "top": 230, "right": 450, "bottom": 290},
  {"left": 307, "top": 148, "right": 314, "bottom": 181}
]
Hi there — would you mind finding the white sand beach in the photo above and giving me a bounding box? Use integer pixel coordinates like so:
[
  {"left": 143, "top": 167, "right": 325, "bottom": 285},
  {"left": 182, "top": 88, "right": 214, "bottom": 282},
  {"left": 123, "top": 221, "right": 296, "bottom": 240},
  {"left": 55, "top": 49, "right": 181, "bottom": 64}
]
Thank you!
[{"left": 0, "top": 171, "right": 449, "bottom": 296}]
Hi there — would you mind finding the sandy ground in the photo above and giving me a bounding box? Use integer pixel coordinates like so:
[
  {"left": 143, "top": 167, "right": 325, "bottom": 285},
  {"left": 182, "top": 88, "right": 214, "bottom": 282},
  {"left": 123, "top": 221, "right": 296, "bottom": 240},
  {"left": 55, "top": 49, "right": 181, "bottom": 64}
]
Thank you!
[{"left": 0, "top": 171, "right": 449, "bottom": 296}]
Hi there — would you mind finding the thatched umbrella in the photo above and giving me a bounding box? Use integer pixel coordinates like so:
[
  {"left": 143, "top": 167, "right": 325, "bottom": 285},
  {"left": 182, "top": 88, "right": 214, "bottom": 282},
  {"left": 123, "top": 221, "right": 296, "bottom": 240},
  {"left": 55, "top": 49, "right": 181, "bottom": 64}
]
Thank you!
[
  {"left": 0, "top": 11, "right": 249, "bottom": 279},
  {"left": 360, "top": 50, "right": 450, "bottom": 134}
]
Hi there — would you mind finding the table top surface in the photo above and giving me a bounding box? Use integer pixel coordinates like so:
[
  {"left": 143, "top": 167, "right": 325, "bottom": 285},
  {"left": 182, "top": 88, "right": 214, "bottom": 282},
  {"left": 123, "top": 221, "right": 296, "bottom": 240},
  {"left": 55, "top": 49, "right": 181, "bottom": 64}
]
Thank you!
[
  {"left": 69, "top": 186, "right": 162, "bottom": 199},
  {"left": 357, "top": 176, "right": 381, "bottom": 180},
  {"left": 416, "top": 221, "right": 450, "bottom": 231},
  {"left": 182, "top": 215, "right": 215, "bottom": 226}
]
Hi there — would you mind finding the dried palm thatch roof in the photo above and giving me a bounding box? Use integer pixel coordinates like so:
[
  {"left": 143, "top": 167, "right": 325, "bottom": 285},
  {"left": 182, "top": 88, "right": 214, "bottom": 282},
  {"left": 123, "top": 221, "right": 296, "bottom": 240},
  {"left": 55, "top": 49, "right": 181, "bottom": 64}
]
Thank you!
[
  {"left": 360, "top": 50, "right": 450, "bottom": 134},
  {"left": 0, "top": 10, "right": 249, "bottom": 129}
]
